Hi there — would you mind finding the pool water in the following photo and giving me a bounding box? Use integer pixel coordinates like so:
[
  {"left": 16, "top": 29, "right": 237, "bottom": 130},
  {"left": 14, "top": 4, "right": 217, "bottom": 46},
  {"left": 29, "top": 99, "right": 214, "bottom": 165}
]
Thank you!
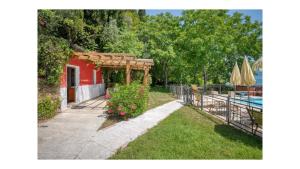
[{"left": 231, "top": 97, "right": 263, "bottom": 108}]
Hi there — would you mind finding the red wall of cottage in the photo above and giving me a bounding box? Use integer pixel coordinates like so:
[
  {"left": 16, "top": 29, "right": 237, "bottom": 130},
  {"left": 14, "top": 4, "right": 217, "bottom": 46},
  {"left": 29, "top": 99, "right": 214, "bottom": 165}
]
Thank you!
[{"left": 60, "top": 57, "right": 103, "bottom": 88}]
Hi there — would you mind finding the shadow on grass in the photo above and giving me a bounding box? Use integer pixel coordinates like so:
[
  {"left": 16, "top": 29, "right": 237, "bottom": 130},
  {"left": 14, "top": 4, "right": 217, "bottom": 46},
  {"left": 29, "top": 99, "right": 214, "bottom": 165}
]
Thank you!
[
  {"left": 188, "top": 105, "right": 262, "bottom": 149},
  {"left": 214, "top": 124, "right": 262, "bottom": 149}
]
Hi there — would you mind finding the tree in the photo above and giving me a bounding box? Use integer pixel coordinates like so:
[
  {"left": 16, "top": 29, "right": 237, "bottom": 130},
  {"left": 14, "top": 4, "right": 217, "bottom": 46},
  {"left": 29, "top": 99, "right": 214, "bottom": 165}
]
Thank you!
[
  {"left": 138, "top": 10, "right": 146, "bottom": 21},
  {"left": 104, "top": 28, "right": 144, "bottom": 56},
  {"left": 178, "top": 10, "right": 262, "bottom": 86},
  {"left": 37, "top": 9, "right": 262, "bottom": 87},
  {"left": 38, "top": 35, "right": 72, "bottom": 85},
  {"left": 99, "top": 19, "right": 120, "bottom": 51},
  {"left": 138, "top": 13, "right": 180, "bottom": 87}
]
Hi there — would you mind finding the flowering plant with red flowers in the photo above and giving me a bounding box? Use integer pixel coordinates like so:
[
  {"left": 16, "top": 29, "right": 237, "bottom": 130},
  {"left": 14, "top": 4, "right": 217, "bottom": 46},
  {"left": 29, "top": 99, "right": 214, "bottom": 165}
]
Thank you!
[
  {"left": 119, "top": 111, "right": 126, "bottom": 116},
  {"left": 104, "top": 93, "right": 111, "bottom": 99},
  {"left": 104, "top": 88, "right": 111, "bottom": 99},
  {"left": 105, "top": 81, "right": 149, "bottom": 120}
]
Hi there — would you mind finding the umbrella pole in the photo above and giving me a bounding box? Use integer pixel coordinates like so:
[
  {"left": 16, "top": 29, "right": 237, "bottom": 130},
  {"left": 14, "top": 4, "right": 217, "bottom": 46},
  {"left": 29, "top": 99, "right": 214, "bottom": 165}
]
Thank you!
[
  {"left": 247, "top": 86, "right": 250, "bottom": 108},
  {"left": 234, "top": 85, "right": 236, "bottom": 102}
]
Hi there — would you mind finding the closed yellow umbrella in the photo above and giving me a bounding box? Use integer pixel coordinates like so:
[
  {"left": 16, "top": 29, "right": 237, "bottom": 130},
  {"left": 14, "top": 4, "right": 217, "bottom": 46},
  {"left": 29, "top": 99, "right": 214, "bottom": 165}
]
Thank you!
[
  {"left": 230, "top": 62, "right": 241, "bottom": 86},
  {"left": 230, "top": 62, "right": 241, "bottom": 101},
  {"left": 252, "top": 57, "right": 263, "bottom": 71},
  {"left": 241, "top": 56, "right": 256, "bottom": 108},
  {"left": 241, "top": 56, "right": 256, "bottom": 86}
]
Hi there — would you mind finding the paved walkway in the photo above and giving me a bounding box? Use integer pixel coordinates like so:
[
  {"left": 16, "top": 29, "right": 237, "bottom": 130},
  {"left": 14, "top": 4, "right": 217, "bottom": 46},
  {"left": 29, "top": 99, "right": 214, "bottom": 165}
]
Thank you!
[
  {"left": 38, "top": 97, "right": 107, "bottom": 159},
  {"left": 38, "top": 99, "right": 183, "bottom": 159}
]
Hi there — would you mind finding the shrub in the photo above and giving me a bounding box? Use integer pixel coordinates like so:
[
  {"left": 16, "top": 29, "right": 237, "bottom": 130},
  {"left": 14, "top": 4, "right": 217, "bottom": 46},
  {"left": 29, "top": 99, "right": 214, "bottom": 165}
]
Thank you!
[
  {"left": 105, "top": 81, "right": 149, "bottom": 119},
  {"left": 38, "top": 35, "right": 71, "bottom": 85},
  {"left": 38, "top": 95, "right": 60, "bottom": 120}
]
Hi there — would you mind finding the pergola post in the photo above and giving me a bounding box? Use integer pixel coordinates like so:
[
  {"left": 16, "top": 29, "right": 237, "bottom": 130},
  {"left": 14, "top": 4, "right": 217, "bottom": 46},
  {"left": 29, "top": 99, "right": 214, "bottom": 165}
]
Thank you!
[
  {"left": 143, "top": 67, "right": 149, "bottom": 86},
  {"left": 126, "top": 60, "right": 131, "bottom": 85}
]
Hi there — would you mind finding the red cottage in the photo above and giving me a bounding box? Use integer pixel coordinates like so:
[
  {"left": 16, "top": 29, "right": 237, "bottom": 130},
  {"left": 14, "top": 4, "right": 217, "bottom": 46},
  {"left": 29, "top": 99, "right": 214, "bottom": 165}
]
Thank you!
[
  {"left": 59, "top": 52, "right": 154, "bottom": 110},
  {"left": 59, "top": 57, "right": 105, "bottom": 110}
]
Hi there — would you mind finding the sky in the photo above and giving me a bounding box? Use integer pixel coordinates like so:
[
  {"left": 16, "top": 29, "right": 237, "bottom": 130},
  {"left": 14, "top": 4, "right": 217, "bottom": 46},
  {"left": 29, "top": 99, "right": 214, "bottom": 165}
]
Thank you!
[{"left": 146, "top": 10, "right": 262, "bottom": 23}]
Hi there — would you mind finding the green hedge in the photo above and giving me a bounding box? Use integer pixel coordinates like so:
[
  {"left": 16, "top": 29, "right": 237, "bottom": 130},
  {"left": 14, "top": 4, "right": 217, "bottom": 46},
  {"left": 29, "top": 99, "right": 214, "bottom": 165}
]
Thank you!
[
  {"left": 105, "top": 81, "right": 149, "bottom": 119},
  {"left": 38, "top": 96, "right": 60, "bottom": 120}
]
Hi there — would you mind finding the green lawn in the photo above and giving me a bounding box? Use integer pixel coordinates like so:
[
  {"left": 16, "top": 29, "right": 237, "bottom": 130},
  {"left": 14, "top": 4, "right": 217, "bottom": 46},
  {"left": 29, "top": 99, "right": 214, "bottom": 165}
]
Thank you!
[
  {"left": 111, "top": 106, "right": 262, "bottom": 159},
  {"left": 147, "top": 86, "right": 176, "bottom": 110}
]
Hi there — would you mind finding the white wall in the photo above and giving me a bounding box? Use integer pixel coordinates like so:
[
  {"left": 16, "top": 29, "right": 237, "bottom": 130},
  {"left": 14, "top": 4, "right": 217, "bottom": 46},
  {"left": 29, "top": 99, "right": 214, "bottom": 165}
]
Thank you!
[
  {"left": 60, "top": 87, "right": 67, "bottom": 110},
  {"left": 60, "top": 83, "right": 105, "bottom": 110}
]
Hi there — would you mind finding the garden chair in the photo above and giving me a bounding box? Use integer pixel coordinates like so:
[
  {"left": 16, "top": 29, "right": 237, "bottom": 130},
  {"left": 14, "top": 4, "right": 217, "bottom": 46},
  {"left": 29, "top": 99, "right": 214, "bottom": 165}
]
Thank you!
[{"left": 246, "top": 107, "right": 263, "bottom": 134}]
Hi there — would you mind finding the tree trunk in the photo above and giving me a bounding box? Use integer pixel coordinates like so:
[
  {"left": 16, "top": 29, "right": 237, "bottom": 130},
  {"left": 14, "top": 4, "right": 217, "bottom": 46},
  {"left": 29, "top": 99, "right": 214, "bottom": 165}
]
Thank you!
[
  {"left": 164, "top": 63, "right": 168, "bottom": 88},
  {"left": 194, "top": 63, "right": 200, "bottom": 85},
  {"left": 202, "top": 66, "right": 207, "bottom": 94}
]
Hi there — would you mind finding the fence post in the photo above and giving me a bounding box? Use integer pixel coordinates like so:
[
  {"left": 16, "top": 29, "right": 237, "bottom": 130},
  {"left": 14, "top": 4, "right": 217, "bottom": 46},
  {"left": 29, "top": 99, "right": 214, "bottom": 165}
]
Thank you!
[
  {"left": 183, "top": 87, "right": 186, "bottom": 103},
  {"left": 226, "top": 96, "right": 230, "bottom": 125},
  {"left": 190, "top": 87, "right": 193, "bottom": 104}
]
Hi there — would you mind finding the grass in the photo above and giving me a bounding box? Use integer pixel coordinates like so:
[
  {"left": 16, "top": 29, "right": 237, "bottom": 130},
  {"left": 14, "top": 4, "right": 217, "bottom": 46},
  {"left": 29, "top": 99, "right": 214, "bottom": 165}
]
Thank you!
[
  {"left": 99, "top": 86, "right": 175, "bottom": 130},
  {"left": 110, "top": 106, "right": 262, "bottom": 159},
  {"left": 147, "top": 86, "right": 176, "bottom": 110}
]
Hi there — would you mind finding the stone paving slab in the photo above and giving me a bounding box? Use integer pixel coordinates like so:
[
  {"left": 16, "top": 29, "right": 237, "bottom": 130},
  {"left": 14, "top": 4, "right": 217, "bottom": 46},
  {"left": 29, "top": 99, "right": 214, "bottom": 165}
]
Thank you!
[{"left": 38, "top": 99, "right": 183, "bottom": 159}]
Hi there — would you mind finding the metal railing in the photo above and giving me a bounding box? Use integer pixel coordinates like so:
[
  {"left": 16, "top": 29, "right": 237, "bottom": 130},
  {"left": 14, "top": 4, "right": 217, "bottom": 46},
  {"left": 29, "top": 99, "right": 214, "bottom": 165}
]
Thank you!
[{"left": 169, "top": 84, "right": 263, "bottom": 137}]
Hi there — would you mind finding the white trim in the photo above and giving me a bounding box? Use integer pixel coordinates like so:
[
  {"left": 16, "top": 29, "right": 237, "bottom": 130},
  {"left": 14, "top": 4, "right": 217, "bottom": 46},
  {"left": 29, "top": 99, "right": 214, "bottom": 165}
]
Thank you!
[
  {"left": 60, "top": 87, "right": 67, "bottom": 110},
  {"left": 75, "top": 66, "right": 80, "bottom": 103},
  {"left": 60, "top": 84, "right": 105, "bottom": 110},
  {"left": 61, "top": 64, "right": 105, "bottom": 110},
  {"left": 66, "top": 64, "right": 80, "bottom": 103},
  {"left": 66, "top": 64, "right": 78, "bottom": 69}
]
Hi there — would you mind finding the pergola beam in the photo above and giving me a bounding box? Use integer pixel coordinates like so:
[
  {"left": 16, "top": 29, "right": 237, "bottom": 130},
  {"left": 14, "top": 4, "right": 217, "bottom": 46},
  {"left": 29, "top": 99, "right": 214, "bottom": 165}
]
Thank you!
[
  {"left": 72, "top": 52, "right": 154, "bottom": 85},
  {"left": 73, "top": 52, "right": 153, "bottom": 70}
]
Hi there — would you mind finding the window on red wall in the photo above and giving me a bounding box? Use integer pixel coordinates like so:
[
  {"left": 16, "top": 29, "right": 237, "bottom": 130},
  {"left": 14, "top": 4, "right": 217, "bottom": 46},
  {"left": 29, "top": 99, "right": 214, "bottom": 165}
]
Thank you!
[{"left": 93, "top": 69, "right": 96, "bottom": 85}]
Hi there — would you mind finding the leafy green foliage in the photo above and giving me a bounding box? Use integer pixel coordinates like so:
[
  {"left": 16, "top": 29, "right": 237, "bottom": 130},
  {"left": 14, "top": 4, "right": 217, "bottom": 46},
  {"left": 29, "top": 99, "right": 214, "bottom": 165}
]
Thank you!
[
  {"left": 105, "top": 28, "right": 144, "bottom": 56},
  {"left": 106, "top": 82, "right": 149, "bottom": 119},
  {"left": 138, "top": 13, "right": 180, "bottom": 86},
  {"left": 38, "top": 35, "right": 71, "bottom": 85},
  {"left": 38, "top": 96, "right": 60, "bottom": 120},
  {"left": 177, "top": 10, "right": 262, "bottom": 84},
  {"left": 99, "top": 20, "right": 120, "bottom": 50}
]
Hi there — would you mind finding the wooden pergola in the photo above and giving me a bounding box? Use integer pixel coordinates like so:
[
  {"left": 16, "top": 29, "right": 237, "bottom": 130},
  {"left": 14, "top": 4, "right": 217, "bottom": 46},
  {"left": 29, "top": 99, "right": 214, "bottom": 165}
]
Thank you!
[{"left": 72, "top": 52, "right": 154, "bottom": 85}]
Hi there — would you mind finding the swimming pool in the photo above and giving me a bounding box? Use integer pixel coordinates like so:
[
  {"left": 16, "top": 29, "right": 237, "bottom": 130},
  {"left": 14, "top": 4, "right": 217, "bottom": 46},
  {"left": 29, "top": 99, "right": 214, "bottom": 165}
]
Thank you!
[{"left": 231, "top": 97, "right": 263, "bottom": 108}]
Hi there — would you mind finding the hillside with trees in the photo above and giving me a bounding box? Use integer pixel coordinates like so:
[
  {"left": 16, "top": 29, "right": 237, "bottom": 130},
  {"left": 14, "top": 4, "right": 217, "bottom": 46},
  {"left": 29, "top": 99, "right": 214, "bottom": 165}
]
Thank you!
[{"left": 38, "top": 9, "right": 262, "bottom": 87}]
